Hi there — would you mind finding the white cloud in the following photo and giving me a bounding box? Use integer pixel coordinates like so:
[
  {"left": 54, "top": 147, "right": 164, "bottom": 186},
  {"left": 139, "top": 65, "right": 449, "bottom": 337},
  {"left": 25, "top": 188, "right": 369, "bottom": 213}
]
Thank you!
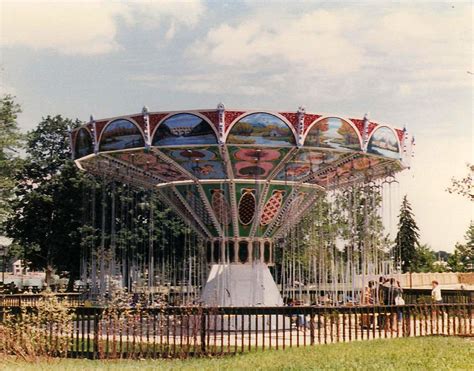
[
  {"left": 0, "top": 0, "right": 204, "bottom": 55},
  {"left": 367, "top": 7, "right": 473, "bottom": 90},
  {"left": 1, "top": 1, "right": 123, "bottom": 55},
  {"left": 186, "top": 4, "right": 473, "bottom": 96},
  {"left": 124, "top": 0, "right": 204, "bottom": 29},
  {"left": 190, "top": 9, "right": 364, "bottom": 75}
]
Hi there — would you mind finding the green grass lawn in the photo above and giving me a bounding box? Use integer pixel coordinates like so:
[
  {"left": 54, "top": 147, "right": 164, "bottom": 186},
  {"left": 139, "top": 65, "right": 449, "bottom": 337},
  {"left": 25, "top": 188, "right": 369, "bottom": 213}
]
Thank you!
[{"left": 1, "top": 337, "right": 472, "bottom": 370}]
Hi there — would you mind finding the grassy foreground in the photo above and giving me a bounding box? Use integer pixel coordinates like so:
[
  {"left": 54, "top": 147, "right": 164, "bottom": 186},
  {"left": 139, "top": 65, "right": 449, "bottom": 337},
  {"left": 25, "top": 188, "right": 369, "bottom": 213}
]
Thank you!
[{"left": 1, "top": 337, "right": 473, "bottom": 370}]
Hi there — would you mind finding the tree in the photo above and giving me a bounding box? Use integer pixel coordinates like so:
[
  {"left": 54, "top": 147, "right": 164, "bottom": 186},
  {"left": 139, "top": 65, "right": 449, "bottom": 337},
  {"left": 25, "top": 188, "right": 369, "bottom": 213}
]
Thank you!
[
  {"left": 0, "top": 95, "right": 23, "bottom": 227},
  {"left": 21, "top": 115, "right": 78, "bottom": 181},
  {"left": 448, "top": 222, "right": 474, "bottom": 272},
  {"left": 394, "top": 195, "right": 420, "bottom": 273},
  {"left": 6, "top": 115, "right": 84, "bottom": 287},
  {"left": 6, "top": 114, "right": 190, "bottom": 290},
  {"left": 446, "top": 163, "right": 473, "bottom": 201},
  {"left": 411, "top": 244, "right": 436, "bottom": 273}
]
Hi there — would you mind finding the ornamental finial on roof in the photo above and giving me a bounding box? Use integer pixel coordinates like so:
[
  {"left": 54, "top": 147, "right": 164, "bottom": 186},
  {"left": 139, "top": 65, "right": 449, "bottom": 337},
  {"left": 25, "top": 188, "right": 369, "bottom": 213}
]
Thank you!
[
  {"left": 217, "top": 102, "right": 225, "bottom": 111},
  {"left": 90, "top": 115, "right": 94, "bottom": 122},
  {"left": 297, "top": 106, "right": 306, "bottom": 114},
  {"left": 142, "top": 106, "right": 149, "bottom": 115},
  {"left": 362, "top": 113, "right": 370, "bottom": 149}
]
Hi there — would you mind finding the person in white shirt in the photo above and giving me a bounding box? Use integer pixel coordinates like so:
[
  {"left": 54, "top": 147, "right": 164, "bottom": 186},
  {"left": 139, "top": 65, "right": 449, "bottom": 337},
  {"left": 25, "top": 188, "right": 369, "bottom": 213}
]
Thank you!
[{"left": 431, "top": 280, "right": 442, "bottom": 303}]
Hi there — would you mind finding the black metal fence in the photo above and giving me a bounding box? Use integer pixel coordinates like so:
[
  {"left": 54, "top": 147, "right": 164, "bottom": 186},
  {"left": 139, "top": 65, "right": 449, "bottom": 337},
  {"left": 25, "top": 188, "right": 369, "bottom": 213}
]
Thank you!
[{"left": 1, "top": 303, "right": 472, "bottom": 359}]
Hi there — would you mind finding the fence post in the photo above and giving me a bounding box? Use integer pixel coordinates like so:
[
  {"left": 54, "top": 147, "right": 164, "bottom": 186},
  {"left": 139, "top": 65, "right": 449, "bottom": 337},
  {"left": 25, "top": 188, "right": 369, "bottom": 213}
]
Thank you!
[
  {"left": 310, "top": 307, "right": 315, "bottom": 345},
  {"left": 200, "top": 311, "right": 206, "bottom": 354},
  {"left": 93, "top": 309, "right": 100, "bottom": 359}
]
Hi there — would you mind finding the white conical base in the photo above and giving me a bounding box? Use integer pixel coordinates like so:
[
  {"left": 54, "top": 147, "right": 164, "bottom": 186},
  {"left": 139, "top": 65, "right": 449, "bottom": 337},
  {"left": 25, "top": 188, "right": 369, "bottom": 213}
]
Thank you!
[{"left": 200, "top": 263, "right": 283, "bottom": 307}]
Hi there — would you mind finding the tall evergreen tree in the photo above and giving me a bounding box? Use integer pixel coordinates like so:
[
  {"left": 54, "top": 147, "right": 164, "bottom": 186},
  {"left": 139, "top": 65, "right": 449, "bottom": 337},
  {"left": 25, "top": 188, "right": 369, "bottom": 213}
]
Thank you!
[{"left": 394, "top": 195, "right": 420, "bottom": 273}]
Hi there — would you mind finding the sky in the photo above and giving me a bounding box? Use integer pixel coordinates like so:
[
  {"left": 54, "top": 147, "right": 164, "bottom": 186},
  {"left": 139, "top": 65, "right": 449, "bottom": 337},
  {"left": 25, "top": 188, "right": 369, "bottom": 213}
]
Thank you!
[{"left": 1, "top": 0, "right": 472, "bottom": 252}]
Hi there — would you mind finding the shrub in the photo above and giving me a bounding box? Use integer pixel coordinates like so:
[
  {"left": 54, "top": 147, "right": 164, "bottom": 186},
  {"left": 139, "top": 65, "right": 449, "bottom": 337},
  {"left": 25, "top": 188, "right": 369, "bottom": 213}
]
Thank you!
[{"left": 0, "top": 291, "right": 73, "bottom": 361}]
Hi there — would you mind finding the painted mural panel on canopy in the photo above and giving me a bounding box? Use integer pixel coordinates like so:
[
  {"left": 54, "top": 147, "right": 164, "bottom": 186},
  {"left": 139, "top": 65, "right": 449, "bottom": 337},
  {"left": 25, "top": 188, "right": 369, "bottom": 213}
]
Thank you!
[
  {"left": 227, "top": 113, "right": 296, "bottom": 146},
  {"left": 99, "top": 119, "right": 145, "bottom": 152},
  {"left": 160, "top": 147, "right": 226, "bottom": 179},
  {"left": 75, "top": 128, "right": 94, "bottom": 158},
  {"left": 229, "top": 146, "right": 288, "bottom": 180},
  {"left": 367, "top": 127, "right": 400, "bottom": 160},
  {"left": 305, "top": 154, "right": 381, "bottom": 187},
  {"left": 110, "top": 150, "right": 187, "bottom": 182},
  {"left": 274, "top": 150, "right": 340, "bottom": 181},
  {"left": 305, "top": 118, "right": 361, "bottom": 151},
  {"left": 152, "top": 113, "right": 217, "bottom": 146}
]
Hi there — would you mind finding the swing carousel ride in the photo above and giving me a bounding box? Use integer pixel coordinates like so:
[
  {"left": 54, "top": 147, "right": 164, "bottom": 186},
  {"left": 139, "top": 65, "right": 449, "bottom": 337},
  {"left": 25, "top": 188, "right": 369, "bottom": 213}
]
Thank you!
[{"left": 71, "top": 105, "right": 414, "bottom": 307}]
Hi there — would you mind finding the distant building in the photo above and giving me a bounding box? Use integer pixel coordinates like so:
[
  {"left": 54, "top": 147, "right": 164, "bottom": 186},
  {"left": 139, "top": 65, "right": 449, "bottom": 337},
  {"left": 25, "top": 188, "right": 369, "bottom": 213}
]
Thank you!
[
  {"left": 12, "top": 259, "right": 30, "bottom": 275},
  {"left": 433, "top": 260, "right": 448, "bottom": 269},
  {"left": 0, "top": 236, "right": 12, "bottom": 274},
  {"left": 170, "top": 126, "right": 193, "bottom": 136}
]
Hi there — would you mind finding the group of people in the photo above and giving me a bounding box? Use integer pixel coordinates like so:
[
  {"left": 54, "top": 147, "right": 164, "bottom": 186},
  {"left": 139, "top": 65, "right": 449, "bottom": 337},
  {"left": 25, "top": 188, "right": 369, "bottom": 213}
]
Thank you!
[
  {"left": 364, "top": 278, "right": 443, "bottom": 306},
  {"left": 363, "top": 277, "right": 404, "bottom": 306}
]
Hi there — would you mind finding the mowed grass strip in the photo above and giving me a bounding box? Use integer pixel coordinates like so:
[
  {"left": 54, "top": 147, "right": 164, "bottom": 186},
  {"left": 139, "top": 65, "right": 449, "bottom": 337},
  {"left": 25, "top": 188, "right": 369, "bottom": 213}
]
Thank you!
[{"left": 1, "top": 336, "right": 473, "bottom": 370}]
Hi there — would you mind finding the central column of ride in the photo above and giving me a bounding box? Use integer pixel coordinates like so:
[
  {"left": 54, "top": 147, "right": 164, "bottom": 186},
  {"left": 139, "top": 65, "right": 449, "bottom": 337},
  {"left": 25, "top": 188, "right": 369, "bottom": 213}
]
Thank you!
[{"left": 200, "top": 238, "right": 283, "bottom": 306}]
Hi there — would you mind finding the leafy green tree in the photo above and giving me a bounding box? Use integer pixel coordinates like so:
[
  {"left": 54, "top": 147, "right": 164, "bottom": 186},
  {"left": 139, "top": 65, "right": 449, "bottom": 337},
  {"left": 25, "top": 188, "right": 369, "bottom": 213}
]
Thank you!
[
  {"left": 411, "top": 243, "right": 436, "bottom": 272},
  {"left": 0, "top": 95, "right": 23, "bottom": 227},
  {"left": 6, "top": 115, "right": 83, "bottom": 286},
  {"left": 448, "top": 222, "right": 474, "bottom": 272},
  {"left": 21, "top": 115, "right": 79, "bottom": 181},
  {"left": 6, "top": 114, "right": 189, "bottom": 290},
  {"left": 394, "top": 195, "right": 420, "bottom": 273},
  {"left": 446, "top": 163, "right": 473, "bottom": 201},
  {"left": 447, "top": 249, "right": 464, "bottom": 272}
]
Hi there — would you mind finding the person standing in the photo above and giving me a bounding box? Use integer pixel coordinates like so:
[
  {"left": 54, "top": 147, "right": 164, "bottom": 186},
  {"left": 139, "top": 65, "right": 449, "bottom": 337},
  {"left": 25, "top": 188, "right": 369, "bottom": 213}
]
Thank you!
[
  {"left": 364, "top": 281, "right": 375, "bottom": 305},
  {"left": 387, "top": 278, "right": 402, "bottom": 331},
  {"left": 431, "top": 280, "right": 442, "bottom": 303}
]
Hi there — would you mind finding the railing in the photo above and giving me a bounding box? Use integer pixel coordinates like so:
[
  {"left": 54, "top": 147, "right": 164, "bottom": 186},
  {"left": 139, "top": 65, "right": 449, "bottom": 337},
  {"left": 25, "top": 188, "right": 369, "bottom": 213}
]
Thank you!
[
  {"left": 0, "top": 303, "right": 472, "bottom": 359},
  {"left": 1, "top": 288, "right": 472, "bottom": 308},
  {"left": 402, "top": 288, "right": 473, "bottom": 304},
  {"left": 0, "top": 293, "right": 83, "bottom": 307}
]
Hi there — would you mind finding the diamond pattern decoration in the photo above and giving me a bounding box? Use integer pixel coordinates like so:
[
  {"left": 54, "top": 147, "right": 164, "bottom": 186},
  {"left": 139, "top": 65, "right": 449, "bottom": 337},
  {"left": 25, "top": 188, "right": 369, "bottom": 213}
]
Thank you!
[{"left": 260, "top": 190, "right": 285, "bottom": 226}]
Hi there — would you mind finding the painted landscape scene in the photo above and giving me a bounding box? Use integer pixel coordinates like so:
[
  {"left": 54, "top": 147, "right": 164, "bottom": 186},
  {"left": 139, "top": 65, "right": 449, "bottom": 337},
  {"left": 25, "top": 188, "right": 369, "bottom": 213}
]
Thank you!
[
  {"left": 304, "top": 117, "right": 360, "bottom": 151},
  {"left": 74, "top": 128, "right": 93, "bottom": 157},
  {"left": 152, "top": 113, "right": 217, "bottom": 146},
  {"left": 99, "top": 119, "right": 145, "bottom": 151},
  {"left": 227, "top": 113, "right": 295, "bottom": 145},
  {"left": 367, "top": 126, "right": 400, "bottom": 159}
]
